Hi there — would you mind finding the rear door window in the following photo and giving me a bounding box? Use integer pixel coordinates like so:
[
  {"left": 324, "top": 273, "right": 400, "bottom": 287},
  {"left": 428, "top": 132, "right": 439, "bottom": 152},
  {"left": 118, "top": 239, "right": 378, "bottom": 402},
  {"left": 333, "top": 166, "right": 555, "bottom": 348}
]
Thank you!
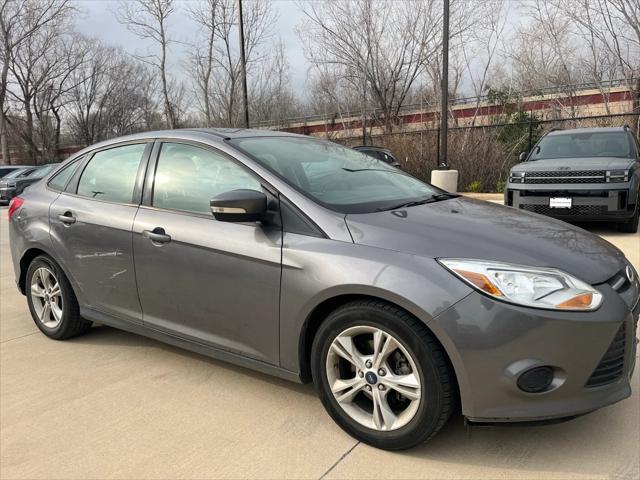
[{"left": 77, "top": 144, "right": 146, "bottom": 203}]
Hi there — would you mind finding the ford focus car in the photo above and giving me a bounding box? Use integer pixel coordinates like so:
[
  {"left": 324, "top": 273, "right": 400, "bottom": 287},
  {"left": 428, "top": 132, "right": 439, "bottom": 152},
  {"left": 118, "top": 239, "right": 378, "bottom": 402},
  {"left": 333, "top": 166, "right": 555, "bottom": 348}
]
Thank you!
[{"left": 8, "top": 129, "right": 639, "bottom": 450}]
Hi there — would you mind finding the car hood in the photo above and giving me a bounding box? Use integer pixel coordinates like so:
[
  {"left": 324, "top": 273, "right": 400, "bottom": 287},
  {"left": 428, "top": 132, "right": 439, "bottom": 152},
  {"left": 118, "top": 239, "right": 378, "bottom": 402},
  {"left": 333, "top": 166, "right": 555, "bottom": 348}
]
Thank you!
[
  {"left": 345, "top": 197, "right": 626, "bottom": 284},
  {"left": 512, "top": 157, "right": 635, "bottom": 172}
]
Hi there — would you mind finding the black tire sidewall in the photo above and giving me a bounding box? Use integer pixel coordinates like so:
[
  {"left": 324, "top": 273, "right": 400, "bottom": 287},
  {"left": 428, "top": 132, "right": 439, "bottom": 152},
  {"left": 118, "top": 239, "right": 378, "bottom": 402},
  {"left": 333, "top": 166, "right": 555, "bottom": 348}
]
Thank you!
[
  {"left": 25, "top": 256, "right": 76, "bottom": 339},
  {"left": 311, "top": 303, "right": 448, "bottom": 450},
  {"left": 619, "top": 191, "right": 640, "bottom": 233}
]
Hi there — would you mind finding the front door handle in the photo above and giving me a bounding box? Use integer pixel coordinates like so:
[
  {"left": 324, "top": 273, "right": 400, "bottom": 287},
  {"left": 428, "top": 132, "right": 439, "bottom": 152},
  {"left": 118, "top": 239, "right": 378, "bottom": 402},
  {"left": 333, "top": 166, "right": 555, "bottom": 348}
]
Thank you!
[
  {"left": 142, "top": 227, "right": 171, "bottom": 244},
  {"left": 57, "top": 212, "right": 76, "bottom": 225}
]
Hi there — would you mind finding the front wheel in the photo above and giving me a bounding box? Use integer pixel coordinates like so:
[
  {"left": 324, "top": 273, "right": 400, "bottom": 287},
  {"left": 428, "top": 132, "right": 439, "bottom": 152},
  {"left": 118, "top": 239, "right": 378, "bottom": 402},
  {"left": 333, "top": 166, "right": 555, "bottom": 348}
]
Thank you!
[
  {"left": 618, "top": 197, "right": 639, "bottom": 233},
  {"left": 311, "top": 300, "right": 455, "bottom": 450}
]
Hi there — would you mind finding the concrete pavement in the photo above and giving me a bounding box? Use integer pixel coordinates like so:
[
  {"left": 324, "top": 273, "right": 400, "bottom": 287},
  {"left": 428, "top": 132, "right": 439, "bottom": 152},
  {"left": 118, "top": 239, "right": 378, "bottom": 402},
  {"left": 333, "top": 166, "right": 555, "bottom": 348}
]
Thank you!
[{"left": 1, "top": 207, "right": 639, "bottom": 480}]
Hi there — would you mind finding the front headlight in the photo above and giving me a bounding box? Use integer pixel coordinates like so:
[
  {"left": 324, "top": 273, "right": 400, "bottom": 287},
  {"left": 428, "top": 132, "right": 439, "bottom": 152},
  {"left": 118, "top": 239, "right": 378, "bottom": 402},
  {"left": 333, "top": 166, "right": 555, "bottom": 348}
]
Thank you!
[
  {"left": 509, "top": 171, "right": 525, "bottom": 183},
  {"left": 438, "top": 259, "right": 602, "bottom": 311},
  {"left": 606, "top": 170, "right": 629, "bottom": 183}
]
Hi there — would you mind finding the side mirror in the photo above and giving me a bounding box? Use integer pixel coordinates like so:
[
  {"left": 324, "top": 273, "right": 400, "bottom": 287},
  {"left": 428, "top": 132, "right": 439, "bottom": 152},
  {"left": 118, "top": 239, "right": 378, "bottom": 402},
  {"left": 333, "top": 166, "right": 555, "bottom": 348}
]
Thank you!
[
  {"left": 519, "top": 152, "right": 528, "bottom": 162},
  {"left": 210, "top": 189, "right": 267, "bottom": 222}
]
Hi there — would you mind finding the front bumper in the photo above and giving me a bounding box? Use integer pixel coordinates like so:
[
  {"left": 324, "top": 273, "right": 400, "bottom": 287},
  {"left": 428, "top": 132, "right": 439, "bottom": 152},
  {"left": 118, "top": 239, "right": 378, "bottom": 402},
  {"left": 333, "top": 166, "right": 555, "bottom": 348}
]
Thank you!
[
  {"left": 505, "top": 182, "right": 636, "bottom": 221},
  {"left": 433, "top": 277, "right": 639, "bottom": 422}
]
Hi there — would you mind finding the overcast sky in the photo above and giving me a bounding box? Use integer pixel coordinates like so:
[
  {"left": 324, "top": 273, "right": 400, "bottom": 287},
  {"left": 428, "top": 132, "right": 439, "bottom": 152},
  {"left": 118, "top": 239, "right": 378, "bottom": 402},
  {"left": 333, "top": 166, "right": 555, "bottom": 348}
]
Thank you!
[{"left": 75, "top": 0, "right": 311, "bottom": 93}]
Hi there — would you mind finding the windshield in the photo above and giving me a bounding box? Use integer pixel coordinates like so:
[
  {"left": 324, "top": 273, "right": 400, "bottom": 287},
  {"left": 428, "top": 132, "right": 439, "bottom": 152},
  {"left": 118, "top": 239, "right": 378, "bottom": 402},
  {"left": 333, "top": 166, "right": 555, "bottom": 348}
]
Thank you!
[
  {"left": 27, "top": 164, "right": 57, "bottom": 178},
  {"left": 529, "top": 131, "right": 633, "bottom": 160},
  {"left": 3, "top": 168, "right": 34, "bottom": 179},
  {"left": 230, "top": 136, "right": 440, "bottom": 213}
]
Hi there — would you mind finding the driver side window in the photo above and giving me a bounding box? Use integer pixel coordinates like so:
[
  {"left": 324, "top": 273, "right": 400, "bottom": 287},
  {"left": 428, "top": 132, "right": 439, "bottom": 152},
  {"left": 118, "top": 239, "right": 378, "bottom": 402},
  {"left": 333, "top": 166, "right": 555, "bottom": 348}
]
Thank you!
[{"left": 153, "top": 143, "right": 261, "bottom": 215}]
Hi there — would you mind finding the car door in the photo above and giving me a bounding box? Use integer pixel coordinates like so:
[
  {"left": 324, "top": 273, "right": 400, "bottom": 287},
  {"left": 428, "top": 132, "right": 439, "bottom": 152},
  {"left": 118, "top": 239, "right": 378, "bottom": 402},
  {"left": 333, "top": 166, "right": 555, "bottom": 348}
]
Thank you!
[
  {"left": 50, "top": 142, "right": 150, "bottom": 324},
  {"left": 132, "top": 141, "right": 282, "bottom": 364}
]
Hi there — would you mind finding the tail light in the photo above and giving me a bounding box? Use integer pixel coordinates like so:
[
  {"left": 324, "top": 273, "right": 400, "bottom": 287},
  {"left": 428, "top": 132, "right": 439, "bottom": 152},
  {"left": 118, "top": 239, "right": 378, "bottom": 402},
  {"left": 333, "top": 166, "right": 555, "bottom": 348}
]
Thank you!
[{"left": 8, "top": 197, "right": 24, "bottom": 221}]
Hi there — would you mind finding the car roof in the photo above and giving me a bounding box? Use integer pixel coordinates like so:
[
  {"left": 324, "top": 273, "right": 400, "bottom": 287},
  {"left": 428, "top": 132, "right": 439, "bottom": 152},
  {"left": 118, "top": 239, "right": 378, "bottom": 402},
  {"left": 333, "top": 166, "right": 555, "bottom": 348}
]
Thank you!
[
  {"left": 353, "top": 146, "right": 393, "bottom": 153},
  {"left": 71, "top": 128, "right": 312, "bottom": 158},
  {"left": 546, "top": 127, "right": 628, "bottom": 137}
]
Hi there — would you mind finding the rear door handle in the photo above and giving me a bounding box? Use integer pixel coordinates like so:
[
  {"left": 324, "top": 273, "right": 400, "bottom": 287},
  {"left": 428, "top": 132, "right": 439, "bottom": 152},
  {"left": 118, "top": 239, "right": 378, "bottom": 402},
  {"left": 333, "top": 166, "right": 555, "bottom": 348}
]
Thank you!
[
  {"left": 142, "top": 227, "right": 171, "bottom": 244},
  {"left": 57, "top": 212, "right": 76, "bottom": 224}
]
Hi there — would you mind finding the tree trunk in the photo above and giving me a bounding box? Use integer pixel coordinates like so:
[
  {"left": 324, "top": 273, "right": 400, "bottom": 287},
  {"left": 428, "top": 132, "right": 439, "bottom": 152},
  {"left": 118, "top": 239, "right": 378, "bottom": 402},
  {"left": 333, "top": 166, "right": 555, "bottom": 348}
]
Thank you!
[
  {"left": 0, "top": 51, "right": 10, "bottom": 165},
  {"left": 0, "top": 112, "right": 9, "bottom": 165}
]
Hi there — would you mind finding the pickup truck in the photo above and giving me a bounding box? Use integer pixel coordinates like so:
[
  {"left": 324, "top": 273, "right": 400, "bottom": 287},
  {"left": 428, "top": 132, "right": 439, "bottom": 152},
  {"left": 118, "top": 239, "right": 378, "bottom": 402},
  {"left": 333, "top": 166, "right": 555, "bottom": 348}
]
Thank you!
[{"left": 505, "top": 126, "right": 639, "bottom": 233}]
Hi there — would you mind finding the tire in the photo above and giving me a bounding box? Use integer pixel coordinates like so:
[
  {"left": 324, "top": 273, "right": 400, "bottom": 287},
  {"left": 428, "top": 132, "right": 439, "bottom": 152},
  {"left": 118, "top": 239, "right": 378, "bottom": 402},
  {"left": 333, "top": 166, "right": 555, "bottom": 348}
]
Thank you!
[
  {"left": 311, "top": 299, "right": 455, "bottom": 450},
  {"left": 618, "top": 194, "right": 639, "bottom": 233},
  {"left": 26, "top": 255, "right": 92, "bottom": 340}
]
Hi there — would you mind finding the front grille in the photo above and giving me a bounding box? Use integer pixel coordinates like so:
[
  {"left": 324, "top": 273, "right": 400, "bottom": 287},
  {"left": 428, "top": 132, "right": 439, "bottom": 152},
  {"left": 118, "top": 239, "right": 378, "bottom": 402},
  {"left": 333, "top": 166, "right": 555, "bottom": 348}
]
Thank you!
[
  {"left": 522, "top": 205, "right": 606, "bottom": 216},
  {"left": 585, "top": 324, "right": 626, "bottom": 388},
  {"left": 524, "top": 170, "right": 606, "bottom": 184}
]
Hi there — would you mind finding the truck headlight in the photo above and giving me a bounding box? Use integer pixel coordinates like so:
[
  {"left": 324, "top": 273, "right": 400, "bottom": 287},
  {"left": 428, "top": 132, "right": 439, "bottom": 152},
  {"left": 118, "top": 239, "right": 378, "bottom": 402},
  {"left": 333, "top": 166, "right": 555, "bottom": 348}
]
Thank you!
[
  {"left": 509, "top": 172, "right": 525, "bottom": 183},
  {"left": 438, "top": 259, "right": 603, "bottom": 311},
  {"left": 606, "top": 170, "right": 629, "bottom": 182}
]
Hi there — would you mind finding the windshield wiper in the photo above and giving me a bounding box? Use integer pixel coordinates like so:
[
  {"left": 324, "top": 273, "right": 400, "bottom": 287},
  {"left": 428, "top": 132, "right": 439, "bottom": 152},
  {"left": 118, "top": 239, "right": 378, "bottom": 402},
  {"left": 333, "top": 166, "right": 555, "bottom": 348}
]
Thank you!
[
  {"left": 376, "top": 193, "right": 458, "bottom": 212},
  {"left": 342, "top": 168, "right": 405, "bottom": 174}
]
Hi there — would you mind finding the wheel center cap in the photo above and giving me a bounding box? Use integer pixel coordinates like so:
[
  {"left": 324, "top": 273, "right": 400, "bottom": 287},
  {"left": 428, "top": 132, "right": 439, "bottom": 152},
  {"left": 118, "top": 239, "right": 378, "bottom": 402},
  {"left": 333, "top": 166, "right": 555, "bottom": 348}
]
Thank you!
[{"left": 365, "top": 371, "right": 378, "bottom": 385}]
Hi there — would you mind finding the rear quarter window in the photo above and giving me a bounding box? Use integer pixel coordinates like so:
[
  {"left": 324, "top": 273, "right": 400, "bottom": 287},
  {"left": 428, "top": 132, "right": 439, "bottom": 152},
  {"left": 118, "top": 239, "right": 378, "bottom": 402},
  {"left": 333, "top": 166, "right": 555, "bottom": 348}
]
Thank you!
[{"left": 48, "top": 157, "right": 83, "bottom": 192}]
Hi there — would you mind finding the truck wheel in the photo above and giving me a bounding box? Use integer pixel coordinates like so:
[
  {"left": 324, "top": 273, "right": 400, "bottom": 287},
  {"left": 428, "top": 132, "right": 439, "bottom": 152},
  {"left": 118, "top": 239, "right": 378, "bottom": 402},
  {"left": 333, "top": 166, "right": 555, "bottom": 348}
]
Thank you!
[{"left": 619, "top": 194, "right": 639, "bottom": 233}]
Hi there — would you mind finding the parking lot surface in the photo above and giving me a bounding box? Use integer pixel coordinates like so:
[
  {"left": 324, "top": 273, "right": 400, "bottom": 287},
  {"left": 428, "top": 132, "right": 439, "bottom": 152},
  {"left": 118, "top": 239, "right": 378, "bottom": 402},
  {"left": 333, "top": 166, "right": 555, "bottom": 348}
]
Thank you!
[{"left": 1, "top": 206, "right": 639, "bottom": 480}]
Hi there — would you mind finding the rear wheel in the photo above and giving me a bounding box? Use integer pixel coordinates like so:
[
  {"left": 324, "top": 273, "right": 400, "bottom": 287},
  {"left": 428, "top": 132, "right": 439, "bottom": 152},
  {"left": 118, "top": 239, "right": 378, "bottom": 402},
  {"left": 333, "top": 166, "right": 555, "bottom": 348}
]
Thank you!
[
  {"left": 26, "top": 255, "right": 92, "bottom": 340},
  {"left": 311, "top": 300, "right": 455, "bottom": 450}
]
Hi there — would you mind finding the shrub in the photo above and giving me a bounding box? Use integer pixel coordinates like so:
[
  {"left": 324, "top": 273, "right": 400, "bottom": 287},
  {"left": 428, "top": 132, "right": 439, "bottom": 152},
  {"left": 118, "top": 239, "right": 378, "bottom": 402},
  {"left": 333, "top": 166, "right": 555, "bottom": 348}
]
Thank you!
[{"left": 467, "top": 180, "right": 483, "bottom": 192}]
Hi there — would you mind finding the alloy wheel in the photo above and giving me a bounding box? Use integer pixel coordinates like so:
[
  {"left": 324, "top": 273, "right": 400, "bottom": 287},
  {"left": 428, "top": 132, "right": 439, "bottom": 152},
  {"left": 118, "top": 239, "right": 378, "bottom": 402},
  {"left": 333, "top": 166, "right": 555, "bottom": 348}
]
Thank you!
[
  {"left": 30, "top": 267, "right": 63, "bottom": 329},
  {"left": 326, "top": 325, "right": 422, "bottom": 431}
]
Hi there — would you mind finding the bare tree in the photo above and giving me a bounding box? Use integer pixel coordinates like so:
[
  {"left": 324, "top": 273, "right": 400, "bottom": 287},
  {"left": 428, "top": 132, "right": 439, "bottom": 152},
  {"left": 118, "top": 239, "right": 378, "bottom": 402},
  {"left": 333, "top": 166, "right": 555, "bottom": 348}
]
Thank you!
[
  {"left": 250, "top": 39, "right": 301, "bottom": 125},
  {"left": 460, "top": 0, "right": 509, "bottom": 126},
  {"left": 116, "top": 0, "right": 178, "bottom": 128},
  {"left": 186, "top": 0, "right": 275, "bottom": 127},
  {"left": 298, "top": 0, "right": 443, "bottom": 133},
  {"left": 0, "top": 0, "right": 74, "bottom": 164},
  {"left": 186, "top": 0, "right": 221, "bottom": 127},
  {"left": 553, "top": 0, "right": 640, "bottom": 111},
  {"left": 66, "top": 39, "right": 157, "bottom": 145},
  {"left": 6, "top": 2, "right": 77, "bottom": 162}
]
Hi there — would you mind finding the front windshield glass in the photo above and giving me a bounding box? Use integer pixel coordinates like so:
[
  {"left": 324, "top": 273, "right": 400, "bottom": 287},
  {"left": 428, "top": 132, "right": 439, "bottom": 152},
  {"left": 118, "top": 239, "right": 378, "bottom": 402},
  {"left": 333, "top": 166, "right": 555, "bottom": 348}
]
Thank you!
[
  {"left": 27, "top": 164, "right": 57, "bottom": 178},
  {"left": 230, "top": 136, "right": 439, "bottom": 213},
  {"left": 3, "top": 168, "right": 33, "bottom": 179},
  {"left": 529, "top": 131, "right": 633, "bottom": 160}
]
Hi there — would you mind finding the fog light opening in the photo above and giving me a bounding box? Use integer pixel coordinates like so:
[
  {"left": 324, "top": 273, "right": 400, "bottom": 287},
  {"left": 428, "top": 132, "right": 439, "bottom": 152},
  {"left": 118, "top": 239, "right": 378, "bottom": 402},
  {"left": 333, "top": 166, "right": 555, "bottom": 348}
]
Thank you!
[{"left": 517, "top": 366, "right": 554, "bottom": 393}]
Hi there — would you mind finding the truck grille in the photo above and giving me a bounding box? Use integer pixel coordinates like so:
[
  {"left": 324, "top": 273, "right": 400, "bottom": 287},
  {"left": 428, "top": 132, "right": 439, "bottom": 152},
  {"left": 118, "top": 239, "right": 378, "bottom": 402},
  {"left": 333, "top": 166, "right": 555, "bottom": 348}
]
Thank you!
[
  {"left": 522, "top": 205, "right": 606, "bottom": 216},
  {"left": 524, "top": 170, "right": 606, "bottom": 184},
  {"left": 585, "top": 324, "right": 626, "bottom": 388}
]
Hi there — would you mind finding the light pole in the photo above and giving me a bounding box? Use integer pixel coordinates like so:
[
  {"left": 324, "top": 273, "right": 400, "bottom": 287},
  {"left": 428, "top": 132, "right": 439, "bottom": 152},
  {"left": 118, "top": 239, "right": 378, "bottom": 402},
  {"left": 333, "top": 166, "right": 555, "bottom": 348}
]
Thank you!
[
  {"left": 238, "top": 0, "right": 250, "bottom": 128},
  {"left": 430, "top": 0, "right": 458, "bottom": 192},
  {"left": 439, "top": 0, "right": 449, "bottom": 169}
]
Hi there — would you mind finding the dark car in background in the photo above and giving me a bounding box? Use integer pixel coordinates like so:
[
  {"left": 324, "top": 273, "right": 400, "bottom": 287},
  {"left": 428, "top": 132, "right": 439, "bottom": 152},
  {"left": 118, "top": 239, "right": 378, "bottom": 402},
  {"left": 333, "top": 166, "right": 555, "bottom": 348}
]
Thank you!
[
  {"left": 353, "top": 145, "right": 401, "bottom": 168},
  {"left": 505, "top": 127, "right": 639, "bottom": 232},
  {"left": 0, "top": 166, "right": 30, "bottom": 178},
  {"left": 0, "top": 166, "right": 38, "bottom": 203},
  {"left": 0, "top": 164, "right": 59, "bottom": 204}
]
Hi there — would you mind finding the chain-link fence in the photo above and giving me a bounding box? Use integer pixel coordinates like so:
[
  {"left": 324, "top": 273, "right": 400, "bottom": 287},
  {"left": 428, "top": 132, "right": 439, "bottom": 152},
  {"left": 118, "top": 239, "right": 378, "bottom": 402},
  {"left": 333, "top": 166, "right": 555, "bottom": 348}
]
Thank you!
[{"left": 336, "top": 113, "right": 640, "bottom": 192}]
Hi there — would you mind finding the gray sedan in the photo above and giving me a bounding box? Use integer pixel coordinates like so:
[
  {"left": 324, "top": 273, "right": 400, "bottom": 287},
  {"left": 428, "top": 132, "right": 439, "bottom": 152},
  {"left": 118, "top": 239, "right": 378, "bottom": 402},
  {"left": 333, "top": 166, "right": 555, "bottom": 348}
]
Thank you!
[{"left": 8, "top": 129, "right": 639, "bottom": 450}]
